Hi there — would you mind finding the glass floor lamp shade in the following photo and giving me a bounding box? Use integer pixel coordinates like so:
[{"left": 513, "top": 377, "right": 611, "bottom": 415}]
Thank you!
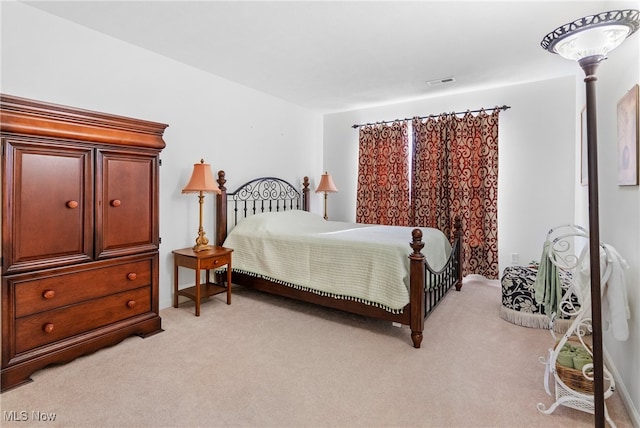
[
  {"left": 541, "top": 9, "right": 638, "bottom": 428},
  {"left": 316, "top": 172, "right": 338, "bottom": 220},
  {"left": 541, "top": 9, "right": 639, "bottom": 65},
  {"left": 182, "top": 159, "right": 221, "bottom": 252}
]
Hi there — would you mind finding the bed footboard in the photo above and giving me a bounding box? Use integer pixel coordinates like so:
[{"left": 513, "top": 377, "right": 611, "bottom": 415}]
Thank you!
[{"left": 409, "top": 217, "right": 463, "bottom": 348}]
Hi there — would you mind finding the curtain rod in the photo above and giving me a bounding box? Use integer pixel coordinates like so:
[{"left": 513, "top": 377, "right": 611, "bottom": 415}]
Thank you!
[{"left": 350, "top": 105, "right": 511, "bottom": 129}]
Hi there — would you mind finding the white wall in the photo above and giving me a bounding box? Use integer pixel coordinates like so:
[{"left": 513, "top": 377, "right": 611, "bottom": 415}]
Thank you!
[
  {"left": 0, "top": 2, "right": 324, "bottom": 310},
  {"left": 323, "top": 77, "right": 577, "bottom": 276}
]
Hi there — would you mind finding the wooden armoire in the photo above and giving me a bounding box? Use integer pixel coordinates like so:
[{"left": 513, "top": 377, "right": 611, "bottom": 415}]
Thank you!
[{"left": 1, "top": 94, "right": 167, "bottom": 392}]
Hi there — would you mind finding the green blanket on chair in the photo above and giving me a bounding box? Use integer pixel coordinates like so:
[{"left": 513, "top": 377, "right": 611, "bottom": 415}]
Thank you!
[{"left": 534, "top": 240, "right": 562, "bottom": 317}]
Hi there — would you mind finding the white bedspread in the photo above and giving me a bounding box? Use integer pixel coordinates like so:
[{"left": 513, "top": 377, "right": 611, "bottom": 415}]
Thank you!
[{"left": 222, "top": 210, "right": 451, "bottom": 312}]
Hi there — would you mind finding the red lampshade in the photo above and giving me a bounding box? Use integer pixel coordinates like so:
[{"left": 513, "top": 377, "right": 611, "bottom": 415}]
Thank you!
[
  {"left": 316, "top": 172, "right": 338, "bottom": 193},
  {"left": 182, "top": 159, "right": 220, "bottom": 194}
]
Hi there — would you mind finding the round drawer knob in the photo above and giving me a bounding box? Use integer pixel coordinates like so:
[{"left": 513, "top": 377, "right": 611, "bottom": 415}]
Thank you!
[
  {"left": 110, "top": 199, "right": 121, "bottom": 207},
  {"left": 43, "top": 290, "right": 56, "bottom": 299},
  {"left": 127, "top": 272, "right": 137, "bottom": 281},
  {"left": 66, "top": 200, "right": 79, "bottom": 209},
  {"left": 43, "top": 323, "right": 54, "bottom": 334},
  {"left": 127, "top": 300, "right": 137, "bottom": 309}
]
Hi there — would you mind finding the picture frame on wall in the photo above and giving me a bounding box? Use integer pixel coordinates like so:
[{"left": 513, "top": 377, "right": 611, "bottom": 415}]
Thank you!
[
  {"left": 580, "top": 106, "right": 588, "bottom": 186},
  {"left": 617, "top": 84, "right": 639, "bottom": 186}
]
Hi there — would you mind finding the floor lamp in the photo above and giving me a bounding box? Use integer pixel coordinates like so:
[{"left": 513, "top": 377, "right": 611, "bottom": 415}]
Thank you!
[{"left": 541, "top": 9, "right": 639, "bottom": 427}]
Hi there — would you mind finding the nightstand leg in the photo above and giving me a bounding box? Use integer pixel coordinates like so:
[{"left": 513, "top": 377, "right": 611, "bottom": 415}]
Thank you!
[
  {"left": 195, "top": 268, "right": 201, "bottom": 317},
  {"left": 226, "top": 263, "right": 232, "bottom": 305},
  {"left": 173, "top": 262, "right": 179, "bottom": 308}
]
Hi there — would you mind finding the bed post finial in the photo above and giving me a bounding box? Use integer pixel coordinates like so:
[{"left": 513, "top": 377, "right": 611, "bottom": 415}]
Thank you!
[
  {"left": 302, "top": 176, "right": 310, "bottom": 211},
  {"left": 217, "top": 170, "right": 226, "bottom": 192},
  {"left": 215, "top": 170, "right": 227, "bottom": 246},
  {"left": 410, "top": 228, "right": 425, "bottom": 256},
  {"left": 454, "top": 216, "right": 462, "bottom": 237}
]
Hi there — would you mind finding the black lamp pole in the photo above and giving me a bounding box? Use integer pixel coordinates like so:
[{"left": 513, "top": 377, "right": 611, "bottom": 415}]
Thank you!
[{"left": 579, "top": 54, "right": 605, "bottom": 428}]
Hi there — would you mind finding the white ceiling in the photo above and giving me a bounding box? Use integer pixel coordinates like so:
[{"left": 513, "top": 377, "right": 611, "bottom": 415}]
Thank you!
[{"left": 22, "top": 0, "right": 640, "bottom": 113}]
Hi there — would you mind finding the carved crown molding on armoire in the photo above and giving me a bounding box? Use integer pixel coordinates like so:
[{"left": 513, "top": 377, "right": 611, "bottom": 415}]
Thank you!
[{"left": 1, "top": 94, "right": 167, "bottom": 392}]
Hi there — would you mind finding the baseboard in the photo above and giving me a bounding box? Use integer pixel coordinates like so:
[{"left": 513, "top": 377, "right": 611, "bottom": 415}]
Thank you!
[
  {"left": 463, "top": 274, "right": 500, "bottom": 287},
  {"left": 604, "top": 347, "right": 639, "bottom": 427}
]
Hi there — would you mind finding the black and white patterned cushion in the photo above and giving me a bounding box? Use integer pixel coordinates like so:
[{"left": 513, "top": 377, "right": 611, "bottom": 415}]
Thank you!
[{"left": 501, "top": 266, "right": 575, "bottom": 319}]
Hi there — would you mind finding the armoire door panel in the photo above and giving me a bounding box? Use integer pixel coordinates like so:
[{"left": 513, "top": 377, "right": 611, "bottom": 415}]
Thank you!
[
  {"left": 2, "top": 139, "right": 93, "bottom": 273},
  {"left": 95, "top": 149, "right": 158, "bottom": 258}
]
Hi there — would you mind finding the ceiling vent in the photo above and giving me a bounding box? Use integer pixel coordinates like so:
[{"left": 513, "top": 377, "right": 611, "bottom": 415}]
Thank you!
[{"left": 426, "top": 77, "right": 456, "bottom": 87}]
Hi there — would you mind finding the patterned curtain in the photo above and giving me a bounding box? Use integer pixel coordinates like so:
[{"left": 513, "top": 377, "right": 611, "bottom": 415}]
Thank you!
[
  {"left": 412, "top": 110, "right": 500, "bottom": 279},
  {"left": 356, "top": 122, "right": 411, "bottom": 226}
]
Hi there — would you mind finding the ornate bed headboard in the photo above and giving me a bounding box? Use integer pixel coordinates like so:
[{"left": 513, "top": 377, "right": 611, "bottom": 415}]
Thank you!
[{"left": 215, "top": 171, "right": 310, "bottom": 245}]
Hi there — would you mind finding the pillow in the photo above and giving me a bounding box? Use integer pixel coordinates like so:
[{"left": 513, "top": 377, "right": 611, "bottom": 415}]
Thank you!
[{"left": 231, "top": 210, "right": 327, "bottom": 235}]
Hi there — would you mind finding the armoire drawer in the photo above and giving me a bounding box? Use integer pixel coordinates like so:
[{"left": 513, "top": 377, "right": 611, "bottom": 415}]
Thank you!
[
  {"left": 13, "top": 259, "right": 152, "bottom": 318},
  {"left": 14, "top": 286, "right": 151, "bottom": 354}
]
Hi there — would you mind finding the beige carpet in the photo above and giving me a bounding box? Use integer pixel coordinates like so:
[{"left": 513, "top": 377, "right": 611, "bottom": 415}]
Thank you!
[{"left": 0, "top": 280, "right": 632, "bottom": 427}]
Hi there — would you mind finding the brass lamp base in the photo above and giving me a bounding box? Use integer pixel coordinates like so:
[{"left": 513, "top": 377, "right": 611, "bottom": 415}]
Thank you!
[
  {"left": 322, "top": 191, "right": 329, "bottom": 220},
  {"left": 192, "top": 243, "right": 212, "bottom": 252},
  {"left": 192, "top": 227, "right": 212, "bottom": 252},
  {"left": 190, "top": 191, "right": 213, "bottom": 252}
]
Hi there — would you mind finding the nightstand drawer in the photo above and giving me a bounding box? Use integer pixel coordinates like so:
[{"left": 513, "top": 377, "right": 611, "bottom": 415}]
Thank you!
[
  {"left": 198, "top": 254, "right": 231, "bottom": 270},
  {"left": 13, "top": 259, "right": 152, "bottom": 318},
  {"left": 15, "top": 287, "right": 151, "bottom": 354}
]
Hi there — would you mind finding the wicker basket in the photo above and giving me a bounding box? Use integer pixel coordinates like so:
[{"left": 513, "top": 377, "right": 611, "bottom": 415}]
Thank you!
[
  {"left": 556, "top": 361, "right": 594, "bottom": 394},
  {"left": 555, "top": 340, "right": 595, "bottom": 394}
]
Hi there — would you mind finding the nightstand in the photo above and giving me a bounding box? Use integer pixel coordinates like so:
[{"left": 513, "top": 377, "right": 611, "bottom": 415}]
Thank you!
[{"left": 172, "top": 246, "right": 233, "bottom": 316}]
